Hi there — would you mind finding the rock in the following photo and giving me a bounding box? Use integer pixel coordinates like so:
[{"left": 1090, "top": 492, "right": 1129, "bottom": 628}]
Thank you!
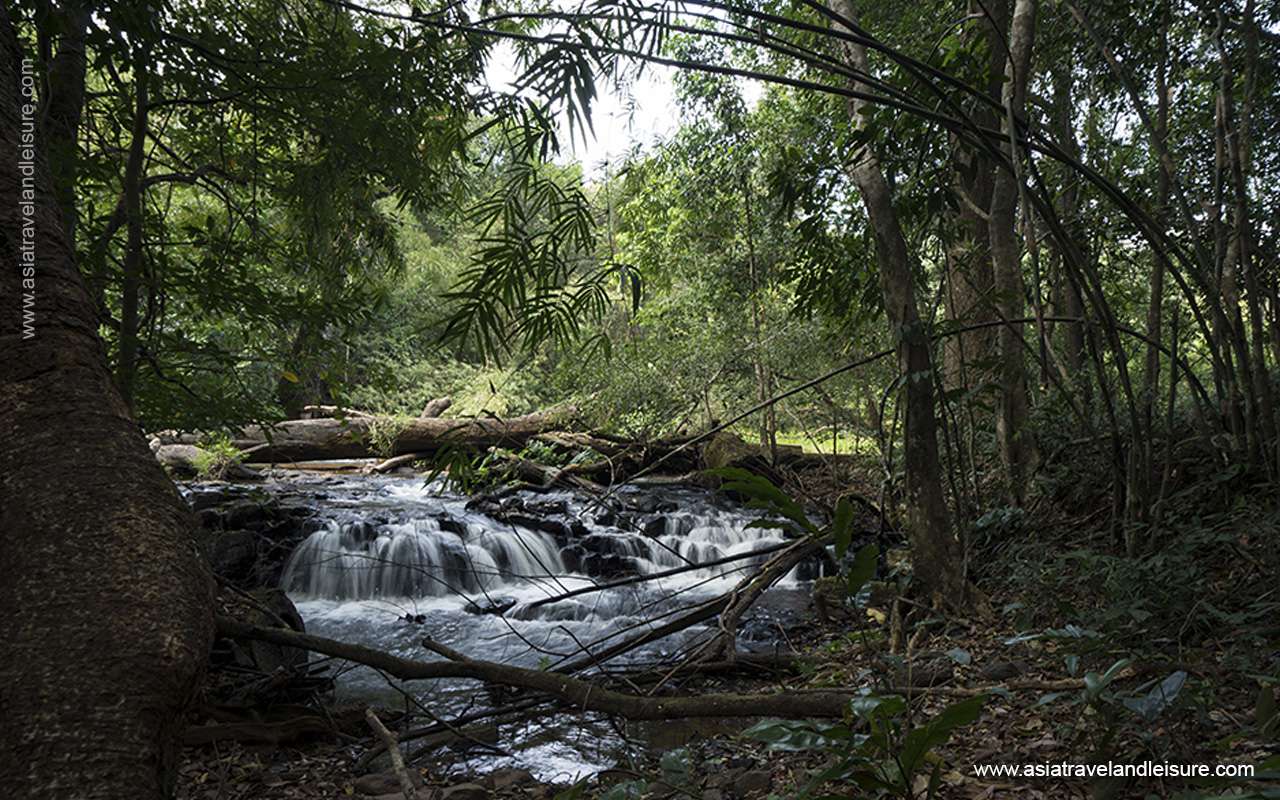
[
  {"left": 155, "top": 443, "right": 204, "bottom": 476},
  {"left": 207, "top": 530, "right": 258, "bottom": 585},
  {"left": 641, "top": 516, "right": 669, "bottom": 538},
  {"left": 486, "top": 768, "right": 534, "bottom": 790},
  {"left": 222, "top": 499, "right": 275, "bottom": 530},
  {"left": 441, "top": 783, "right": 489, "bottom": 800},
  {"left": 732, "top": 770, "right": 772, "bottom": 797},
  {"left": 354, "top": 770, "right": 424, "bottom": 796},
  {"left": 464, "top": 597, "right": 516, "bottom": 616},
  {"left": 239, "top": 588, "right": 308, "bottom": 672},
  {"left": 701, "top": 790, "right": 724, "bottom": 800}
]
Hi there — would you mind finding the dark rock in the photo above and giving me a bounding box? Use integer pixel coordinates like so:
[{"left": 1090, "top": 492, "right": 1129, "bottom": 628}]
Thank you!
[
  {"left": 438, "top": 516, "right": 468, "bottom": 536},
  {"left": 441, "top": 783, "right": 489, "bottom": 800},
  {"left": 464, "top": 598, "right": 516, "bottom": 616},
  {"left": 641, "top": 516, "right": 669, "bottom": 538},
  {"left": 222, "top": 500, "right": 275, "bottom": 530},
  {"left": 190, "top": 487, "right": 238, "bottom": 512},
  {"left": 207, "top": 530, "right": 258, "bottom": 585},
  {"left": 581, "top": 553, "right": 639, "bottom": 578},
  {"left": 236, "top": 588, "right": 308, "bottom": 673},
  {"left": 196, "top": 508, "right": 223, "bottom": 530}
]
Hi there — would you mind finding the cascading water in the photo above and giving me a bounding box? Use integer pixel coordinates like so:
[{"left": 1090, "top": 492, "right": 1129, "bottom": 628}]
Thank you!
[{"left": 266, "top": 474, "right": 822, "bottom": 781}]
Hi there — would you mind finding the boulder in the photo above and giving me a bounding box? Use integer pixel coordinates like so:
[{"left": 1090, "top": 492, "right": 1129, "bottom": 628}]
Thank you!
[
  {"left": 207, "top": 530, "right": 258, "bottom": 585},
  {"left": 238, "top": 588, "right": 308, "bottom": 673}
]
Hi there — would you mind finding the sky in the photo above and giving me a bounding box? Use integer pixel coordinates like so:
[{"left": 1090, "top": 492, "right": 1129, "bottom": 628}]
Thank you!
[{"left": 484, "top": 41, "right": 680, "bottom": 177}]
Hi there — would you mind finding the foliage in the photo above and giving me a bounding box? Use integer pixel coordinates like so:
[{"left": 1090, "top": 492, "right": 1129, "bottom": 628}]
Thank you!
[
  {"left": 191, "top": 433, "right": 243, "bottom": 480},
  {"left": 745, "top": 692, "right": 986, "bottom": 798}
]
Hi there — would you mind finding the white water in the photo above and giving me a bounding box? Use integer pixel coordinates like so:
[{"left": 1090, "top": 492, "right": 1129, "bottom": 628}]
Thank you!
[{"left": 269, "top": 475, "right": 820, "bottom": 781}]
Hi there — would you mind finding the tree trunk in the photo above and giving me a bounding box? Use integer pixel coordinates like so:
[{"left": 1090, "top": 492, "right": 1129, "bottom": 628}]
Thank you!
[
  {"left": 0, "top": 11, "right": 214, "bottom": 798},
  {"left": 987, "top": 0, "right": 1038, "bottom": 505},
  {"left": 827, "top": 0, "right": 970, "bottom": 608},
  {"left": 943, "top": 0, "right": 1004, "bottom": 391},
  {"left": 37, "top": 0, "right": 90, "bottom": 248},
  {"left": 116, "top": 46, "right": 149, "bottom": 411},
  {"left": 233, "top": 408, "right": 578, "bottom": 462}
]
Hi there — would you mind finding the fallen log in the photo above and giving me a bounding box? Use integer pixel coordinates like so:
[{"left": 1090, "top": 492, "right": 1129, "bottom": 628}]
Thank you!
[
  {"left": 233, "top": 408, "right": 575, "bottom": 463},
  {"left": 216, "top": 616, "right": 860, "bottom": 720}
]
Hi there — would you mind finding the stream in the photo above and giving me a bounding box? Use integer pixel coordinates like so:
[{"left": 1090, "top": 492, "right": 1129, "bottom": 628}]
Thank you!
[{"left": 195, "top": 473, "right": 825, "bottom": 782}]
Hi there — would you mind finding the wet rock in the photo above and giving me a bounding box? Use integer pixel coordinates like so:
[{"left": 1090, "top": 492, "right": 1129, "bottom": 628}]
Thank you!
[
  {"left": 441, "top": 783, "right": 489, "bottom": 800},
  {"left": 464, "top": 597, "right": 516, "bottom": 616},
  {"left": 581, "top": 552, "right": 639, "bottom": 578},
  {"left": 222, "top": 499, "right": 275, "bottom": 530},
  {"left": 641, "top": 516, "right": 669, "bottom": 538},
  {"left": 438, "top": 516, "right": 468, "bottom": 536}
]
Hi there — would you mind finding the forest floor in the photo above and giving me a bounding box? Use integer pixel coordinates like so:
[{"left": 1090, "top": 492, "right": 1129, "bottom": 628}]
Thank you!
[{"left": 177, "top": 470, "right": 1280, "bottom": 800}]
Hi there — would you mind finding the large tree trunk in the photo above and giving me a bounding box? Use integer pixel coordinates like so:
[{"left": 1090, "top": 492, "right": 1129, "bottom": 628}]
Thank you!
[
  {"left": 0, "top": 11, "right": 214, "bottom": 798},
  {"left": 827, "top": 0, "right": 970, "bottom": 608},
  {"left": 988, "top": 0, "right": 1038, "bottom": 505}
]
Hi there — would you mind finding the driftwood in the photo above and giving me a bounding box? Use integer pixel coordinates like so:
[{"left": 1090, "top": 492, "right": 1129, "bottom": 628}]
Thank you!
[{"left": 365, "top": 452, "right": 427, "bottom": 474}]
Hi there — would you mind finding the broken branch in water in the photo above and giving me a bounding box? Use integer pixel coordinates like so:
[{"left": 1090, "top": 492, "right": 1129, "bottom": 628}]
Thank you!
[{"left": 216, "top": 616, "right": 860, "bottom": 720}]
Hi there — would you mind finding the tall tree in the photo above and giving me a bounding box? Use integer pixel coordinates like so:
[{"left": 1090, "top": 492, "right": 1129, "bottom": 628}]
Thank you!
[
  {"left": 988, "top": 0, "right": 1037, "bottom": 505},
  {"left": 0, "top": 7, "right": 213, "bottom": 797},
  {"left": 827, "top": 0, "right": 971, "bottom": 608}
]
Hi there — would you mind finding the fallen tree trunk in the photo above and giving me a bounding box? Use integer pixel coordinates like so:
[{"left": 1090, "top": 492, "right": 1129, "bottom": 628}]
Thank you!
[
  {"left": 216, "top": 617, "right": 859, "bottom": 719},
  {"left": 233, "top": 408, "right": 575, "bottom": 463}
]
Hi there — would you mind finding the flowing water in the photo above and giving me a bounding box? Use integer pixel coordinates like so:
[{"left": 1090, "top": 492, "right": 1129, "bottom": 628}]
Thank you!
[{"left": 250, "top": 474, "right": 821, "bottom": 781}]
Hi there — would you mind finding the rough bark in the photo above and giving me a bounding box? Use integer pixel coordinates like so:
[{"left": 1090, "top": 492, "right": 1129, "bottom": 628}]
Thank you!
[
  {"left": 826, "top": 0, "right": 970, "bottom": 608},
  {"left": 37, "top": 0, "right": 90, "bottom": 246},
  {"left": 943, "top": 0, "right": 1003, "bottom": 390},
  {"left": 0, "top": 10, "right": 214, "bottom": 798},
  {"left": 232, "top": 408, "right": 577, "bottom": 462},
  {"left": 988, "top": 0, "right": 1037, "bottom": 505}
]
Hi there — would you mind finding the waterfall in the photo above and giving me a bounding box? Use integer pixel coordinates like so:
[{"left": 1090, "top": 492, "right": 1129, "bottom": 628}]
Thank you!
[
  {"left": 279, "top": 485, "right": 817, "bottom": 607},
  {"left": 280, "top": 518, "right": 568, "bottom": 600}
]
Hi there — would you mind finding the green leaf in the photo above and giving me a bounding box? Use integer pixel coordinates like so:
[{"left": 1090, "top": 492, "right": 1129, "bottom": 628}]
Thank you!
[
  {"left": 846, "top": 543, "right": 878, "bottom": 597},
  {"left": 899, "top": 696, "right": 986, "bottom": 775},
  {"left": 833, "top": 497, "right": 854, "bottom": 557}
]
